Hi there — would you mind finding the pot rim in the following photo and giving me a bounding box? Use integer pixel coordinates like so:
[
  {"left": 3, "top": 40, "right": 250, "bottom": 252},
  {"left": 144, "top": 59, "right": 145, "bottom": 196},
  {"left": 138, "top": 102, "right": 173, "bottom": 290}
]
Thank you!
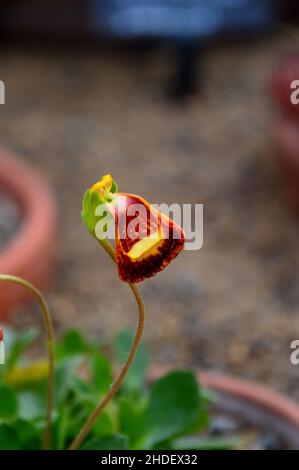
[{"left": 0, "top": 147, "right": 56, "bottom": 269}]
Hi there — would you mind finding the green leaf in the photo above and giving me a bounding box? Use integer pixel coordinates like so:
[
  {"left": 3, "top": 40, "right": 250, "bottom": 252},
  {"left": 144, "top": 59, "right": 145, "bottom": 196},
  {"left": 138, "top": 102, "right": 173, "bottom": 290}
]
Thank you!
[
  {"left": 110, "top": 178, "right": 118, "bottom": 194},
  {"left": 0, "top": 424, "right": 20, "bottom": 450},
  {"left": 14, "top": 419, "right": 41, "bottom": 450},
  {"left": 5, "top": 327, "right": 38, "bottom": 368},
  {"left": 81, "top": 435, "right": 128, "bottom": 450},
  {"left": 0, "top": 385, "right": 18, "bottom": 421},
  {"left": 139, "top": 371, "right": 201, "bottom": 448},
  {"left": 54, "top": 406, "right": 70, "bottom": 450},
  {"left": 54, "top": 390, "right": 114, "bottom": 448},
  {"left": 56, "top": 329, "right": 91, "bottom": 359},
  {"left": 54, "top": 356, "right": 87, "bottom": 404},
  {"left": 18, "top": 390, "right": 46, "bottom": 421},
  {"left": 80, "top": 396, "right": 115, "bottom": 437},
  {"left": 115, "top": 330, "right": 149, "bottom": 392},
  {"left": 118, "top": 396, "right": 145, "bottom": 445},
  {"left": 91, "top": 352, "right": 113, "bottom": 395},
  {"left": 89, "top": 410, "right": 114, "bottom": 438},
  {"left": 177, "top": 404, "right": 210, "bottom": 437},
  {"left": 54, "top": 403, "right": 82, "bottom": 448}
]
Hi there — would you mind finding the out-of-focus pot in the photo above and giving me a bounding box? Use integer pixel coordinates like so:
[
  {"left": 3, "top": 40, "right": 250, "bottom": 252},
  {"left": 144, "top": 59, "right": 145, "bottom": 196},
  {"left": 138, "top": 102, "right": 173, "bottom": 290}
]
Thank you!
[{"left": 0, "top": 148, "right": 56, "bottom": 320}]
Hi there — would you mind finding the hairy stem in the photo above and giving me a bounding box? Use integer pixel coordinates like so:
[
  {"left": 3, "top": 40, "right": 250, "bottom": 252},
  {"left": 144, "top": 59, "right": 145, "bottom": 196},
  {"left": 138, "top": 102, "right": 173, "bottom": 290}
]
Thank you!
[
  {"left": 0, "top": 274, "right": 54, "bottom": 449},
  {"left": 69, "top": 241, "right": 145, "bottom": 450}
]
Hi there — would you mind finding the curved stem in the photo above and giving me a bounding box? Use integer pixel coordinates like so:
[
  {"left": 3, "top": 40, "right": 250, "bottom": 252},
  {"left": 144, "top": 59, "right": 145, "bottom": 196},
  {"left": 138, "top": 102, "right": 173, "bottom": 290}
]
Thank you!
[
  {"left": 0, "top": 274, "right": 54, "bottom": 449},
  {"left": 68, "top": 241, "right": 145, "bottom": 450}
]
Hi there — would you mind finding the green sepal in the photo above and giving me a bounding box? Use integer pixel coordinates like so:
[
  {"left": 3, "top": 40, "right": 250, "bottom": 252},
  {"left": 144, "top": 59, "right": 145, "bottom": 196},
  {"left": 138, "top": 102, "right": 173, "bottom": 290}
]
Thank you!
[
  {"left": 81, "top": 176, "right": 118, "bottom": 237},
  {"left": 81, "top": 189, "right": 103, "bottom": 236},
  {"left": 111, "top": 178, "right": 118, "bottom": 194}
]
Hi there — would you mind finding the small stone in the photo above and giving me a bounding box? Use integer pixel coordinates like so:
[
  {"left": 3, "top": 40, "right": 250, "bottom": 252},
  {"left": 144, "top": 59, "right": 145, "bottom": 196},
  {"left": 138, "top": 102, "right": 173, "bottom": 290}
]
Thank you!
[{"left": 210, "top": 415, "right": 238, "bottom": 436}]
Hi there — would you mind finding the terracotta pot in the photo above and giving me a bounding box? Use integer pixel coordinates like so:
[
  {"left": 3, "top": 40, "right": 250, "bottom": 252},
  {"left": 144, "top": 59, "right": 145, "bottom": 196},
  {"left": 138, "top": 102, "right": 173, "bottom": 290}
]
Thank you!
[
  {"left": 0, "top": 148, "right": 56, "bottom": 320},
  {"left": 150, "top": 366, "right": 299, "bottom": 449},
  {"left": 276, "top": 118, "right": 299, "bottom": 210}
]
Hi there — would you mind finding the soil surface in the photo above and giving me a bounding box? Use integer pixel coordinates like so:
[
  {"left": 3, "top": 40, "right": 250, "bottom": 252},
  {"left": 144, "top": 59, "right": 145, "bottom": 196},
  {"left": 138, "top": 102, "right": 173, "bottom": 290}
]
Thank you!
[
  {"left": 1, "top": 30, "right": 299, "bottom": 401},
  {"left": 205, "top": 411, "right": 286, "bottom": 450}
]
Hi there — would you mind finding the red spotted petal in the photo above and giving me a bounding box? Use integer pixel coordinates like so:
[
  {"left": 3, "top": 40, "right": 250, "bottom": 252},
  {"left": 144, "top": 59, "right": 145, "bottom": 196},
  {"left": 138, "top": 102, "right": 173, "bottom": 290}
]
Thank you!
[{"left": 111, "top": 193, "right": 184, "bottom": 283}]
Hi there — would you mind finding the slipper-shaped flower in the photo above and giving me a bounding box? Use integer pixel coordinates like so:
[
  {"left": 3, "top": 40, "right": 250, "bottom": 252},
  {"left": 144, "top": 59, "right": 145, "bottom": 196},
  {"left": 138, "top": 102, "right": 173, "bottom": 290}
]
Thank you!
[{"left": 82, "top": 175, "right": 185, "bottom": 283}]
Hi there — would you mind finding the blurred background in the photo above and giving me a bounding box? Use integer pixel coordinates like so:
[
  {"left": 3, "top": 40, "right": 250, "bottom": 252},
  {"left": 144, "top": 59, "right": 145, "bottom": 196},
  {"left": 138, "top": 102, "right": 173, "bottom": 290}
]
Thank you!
[{"left": 1, "top": 0, "right": 299, "bottom": 400}]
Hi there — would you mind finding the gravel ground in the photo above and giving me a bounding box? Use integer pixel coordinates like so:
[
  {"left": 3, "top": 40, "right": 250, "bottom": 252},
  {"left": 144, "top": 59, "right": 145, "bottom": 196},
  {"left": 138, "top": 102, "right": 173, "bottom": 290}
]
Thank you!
[{"left": 1, "top": 30, "right": 299, "bottom": 400}]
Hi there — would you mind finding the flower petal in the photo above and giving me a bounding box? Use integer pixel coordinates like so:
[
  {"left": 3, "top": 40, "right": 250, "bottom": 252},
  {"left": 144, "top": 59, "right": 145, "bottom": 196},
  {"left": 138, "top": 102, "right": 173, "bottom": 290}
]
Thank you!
[{"left": 112, "top": 194, "right": 184, "bottom": 283}]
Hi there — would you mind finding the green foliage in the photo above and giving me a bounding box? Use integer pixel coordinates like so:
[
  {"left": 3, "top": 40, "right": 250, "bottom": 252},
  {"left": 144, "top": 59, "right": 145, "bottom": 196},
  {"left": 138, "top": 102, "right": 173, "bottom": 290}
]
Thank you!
[
  {"left": 82, "top": 435, "right": 128, "bottom": 450},
  {"left": 55, "top": 329, "right": 91, "bottom": 359},
  {"left": 0, "top": 385, "right": 18, "bottom": 421},
  {"left": 115, "top": 330, "right": 149, "bottom": 392},
  {"left": 138, "top": 371, "right": 201, "bottom": 448},
  {"left": 0, "top": 326, "right": 225, "bottom": 450},
  {"left": 4, "top": 327, "right": 38, "bottom": 369},
  {"left": 0, "top": 424, "right": 21, "bottom": 450}
]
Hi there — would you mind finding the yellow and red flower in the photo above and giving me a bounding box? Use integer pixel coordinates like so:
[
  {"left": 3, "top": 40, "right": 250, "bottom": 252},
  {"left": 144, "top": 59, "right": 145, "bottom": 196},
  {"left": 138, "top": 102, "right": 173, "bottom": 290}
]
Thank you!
[{"left": 82, "top": 175, "right": 185, "bottom": 283}]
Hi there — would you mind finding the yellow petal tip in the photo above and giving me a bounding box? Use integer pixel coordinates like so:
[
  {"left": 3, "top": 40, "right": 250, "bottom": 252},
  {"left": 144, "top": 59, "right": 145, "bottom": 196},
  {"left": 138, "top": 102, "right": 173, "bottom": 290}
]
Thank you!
[{"left": 91, "top": 174, "right": 113, "bottom": 196}]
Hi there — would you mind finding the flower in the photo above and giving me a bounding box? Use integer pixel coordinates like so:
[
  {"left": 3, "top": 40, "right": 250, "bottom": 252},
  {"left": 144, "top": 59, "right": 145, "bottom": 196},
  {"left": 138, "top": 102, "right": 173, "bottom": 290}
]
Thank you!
[{"left": 82, "top": 175, "right": 185, "bottom": 283}]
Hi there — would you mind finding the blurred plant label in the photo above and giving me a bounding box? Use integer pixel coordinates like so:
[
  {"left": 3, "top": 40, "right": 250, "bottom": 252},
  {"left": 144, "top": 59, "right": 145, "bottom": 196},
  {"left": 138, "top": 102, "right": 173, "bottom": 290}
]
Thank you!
[
  {"left": 0, "top": 81, "right": 5, "bottom": 104},
  {"left": 290, "top": 80, "right": 299, "bottom": 105}
]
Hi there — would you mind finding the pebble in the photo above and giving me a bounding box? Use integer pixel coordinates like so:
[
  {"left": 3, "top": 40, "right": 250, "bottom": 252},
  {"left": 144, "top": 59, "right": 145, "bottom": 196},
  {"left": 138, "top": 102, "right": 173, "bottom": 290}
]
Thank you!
[{"left": 210, "top": 415, "right": 238, "bottom": 436}]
